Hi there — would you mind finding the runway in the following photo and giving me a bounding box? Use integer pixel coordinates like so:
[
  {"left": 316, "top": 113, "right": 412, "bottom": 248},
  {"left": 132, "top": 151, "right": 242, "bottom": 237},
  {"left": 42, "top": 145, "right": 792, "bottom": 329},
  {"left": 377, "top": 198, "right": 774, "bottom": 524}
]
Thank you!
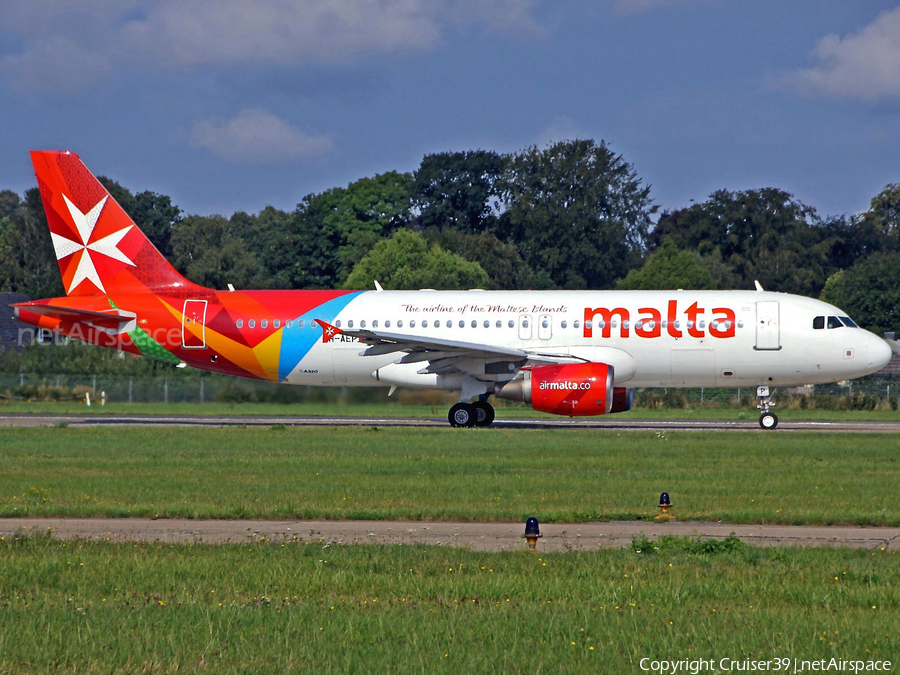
[
  {"left": 1, "top": 413, "right": 900, "bottom": 432},
  {"left": 2, "top": 517, "right": 898, "bottom": 551}
]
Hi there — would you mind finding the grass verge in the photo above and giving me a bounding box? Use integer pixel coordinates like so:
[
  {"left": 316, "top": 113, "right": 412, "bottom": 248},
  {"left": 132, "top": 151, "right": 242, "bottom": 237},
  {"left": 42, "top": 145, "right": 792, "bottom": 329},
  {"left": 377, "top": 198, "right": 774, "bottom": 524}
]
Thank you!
[
  {"left": 1, "top": 426, "right": 898, "bottom": 525},
  {"left": 0, "top": 532, "right": 896, "bottom": 673}
]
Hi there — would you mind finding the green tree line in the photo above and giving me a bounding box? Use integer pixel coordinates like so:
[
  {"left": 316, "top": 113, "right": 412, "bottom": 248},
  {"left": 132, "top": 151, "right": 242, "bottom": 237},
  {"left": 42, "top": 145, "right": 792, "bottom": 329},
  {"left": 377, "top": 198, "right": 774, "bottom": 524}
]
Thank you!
[{"left": 2, "top": 139, "right": 898, "bottom": 334}]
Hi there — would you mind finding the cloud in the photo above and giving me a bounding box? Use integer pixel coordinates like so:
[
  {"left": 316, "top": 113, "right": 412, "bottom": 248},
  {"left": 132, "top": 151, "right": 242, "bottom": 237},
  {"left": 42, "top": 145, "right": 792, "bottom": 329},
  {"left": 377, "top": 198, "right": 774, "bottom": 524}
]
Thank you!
[
  {"left": 0, "top": 36, "right": 111, "bottom": 93},
  {"left": 784, "top": 7, "right": 900, "bottom": 101},
  {"left": 189, "top": 109, "right": 332, "bottom": 164},
  {"left": 0, "top": 0, "right": 542, "bottom": 92},
  {"left": 614, "top": 0, "right": 694, "bottom": 14}
]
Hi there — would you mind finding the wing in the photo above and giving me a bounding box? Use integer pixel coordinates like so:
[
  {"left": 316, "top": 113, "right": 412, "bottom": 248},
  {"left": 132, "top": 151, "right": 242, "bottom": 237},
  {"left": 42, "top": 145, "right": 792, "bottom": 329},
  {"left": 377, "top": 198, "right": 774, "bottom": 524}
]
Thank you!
[{"left": 313, "top": 319, "right": 583, "bottom": 381}]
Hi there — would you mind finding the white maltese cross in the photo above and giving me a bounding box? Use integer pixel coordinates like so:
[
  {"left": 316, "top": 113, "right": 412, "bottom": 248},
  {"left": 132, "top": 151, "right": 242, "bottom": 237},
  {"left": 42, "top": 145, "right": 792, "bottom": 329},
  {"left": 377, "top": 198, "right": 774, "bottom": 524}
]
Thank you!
[{"left": 51, "top": 194, "right": 135, "bottom": 293}]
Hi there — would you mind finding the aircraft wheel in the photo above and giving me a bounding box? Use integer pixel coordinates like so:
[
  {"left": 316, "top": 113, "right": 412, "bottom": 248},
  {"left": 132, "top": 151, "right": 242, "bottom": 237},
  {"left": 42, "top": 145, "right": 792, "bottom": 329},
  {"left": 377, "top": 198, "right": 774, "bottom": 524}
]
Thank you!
[
  {"left": 759, "top": 412, "right": 778, "bottom": 430},
  {"left": 449, "top": 402, "right": 476, "bottom": 428},
  {"left": 473, "top": 401, "right": 495, "bottom": 427}
]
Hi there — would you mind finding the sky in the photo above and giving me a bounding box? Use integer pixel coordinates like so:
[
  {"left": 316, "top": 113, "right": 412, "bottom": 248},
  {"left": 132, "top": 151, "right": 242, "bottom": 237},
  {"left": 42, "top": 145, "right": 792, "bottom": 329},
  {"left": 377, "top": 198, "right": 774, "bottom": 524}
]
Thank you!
[{"left": 3, "top": 0, "right": 900, "bottom": 220}]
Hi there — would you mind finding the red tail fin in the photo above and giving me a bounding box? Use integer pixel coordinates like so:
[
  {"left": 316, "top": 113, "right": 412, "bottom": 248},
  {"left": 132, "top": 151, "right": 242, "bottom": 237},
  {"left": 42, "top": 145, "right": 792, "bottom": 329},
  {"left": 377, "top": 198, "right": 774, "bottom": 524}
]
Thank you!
[{"left": 30, "top": 150, "right": 199, "bottom": 296}]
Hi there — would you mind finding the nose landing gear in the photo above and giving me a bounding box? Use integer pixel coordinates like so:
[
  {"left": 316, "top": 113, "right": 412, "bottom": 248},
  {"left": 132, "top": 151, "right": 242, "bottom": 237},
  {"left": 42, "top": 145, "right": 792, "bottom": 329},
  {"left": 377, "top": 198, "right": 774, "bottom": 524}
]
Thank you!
[{"left": 756, "top": 385, "right": 778, "bottom": 429}]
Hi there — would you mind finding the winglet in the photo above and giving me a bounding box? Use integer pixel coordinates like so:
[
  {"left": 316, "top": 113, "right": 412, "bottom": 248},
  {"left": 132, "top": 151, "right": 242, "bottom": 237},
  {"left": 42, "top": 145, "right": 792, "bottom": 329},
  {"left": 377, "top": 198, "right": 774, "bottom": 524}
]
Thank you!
[
  {"left": 314, "top": 319, "right": 342, "bottom": 343},
  {"left": 754, "top": 280, "right": 764, "bottom": 292}
]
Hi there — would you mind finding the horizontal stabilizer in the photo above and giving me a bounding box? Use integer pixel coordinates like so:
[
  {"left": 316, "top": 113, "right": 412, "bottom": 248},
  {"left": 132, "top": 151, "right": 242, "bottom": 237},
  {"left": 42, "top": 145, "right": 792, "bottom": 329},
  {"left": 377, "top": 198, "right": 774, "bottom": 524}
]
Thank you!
[{"left": 13, "top": 302, "right": 136, "bottom": 333}]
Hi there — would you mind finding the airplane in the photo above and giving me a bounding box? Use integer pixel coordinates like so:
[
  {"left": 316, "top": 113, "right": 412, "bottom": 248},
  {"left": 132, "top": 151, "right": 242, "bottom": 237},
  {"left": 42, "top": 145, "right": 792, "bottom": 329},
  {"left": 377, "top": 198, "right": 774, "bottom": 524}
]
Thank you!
[{"left": 11, "top": 151, "right": 895, "bottom": 429}]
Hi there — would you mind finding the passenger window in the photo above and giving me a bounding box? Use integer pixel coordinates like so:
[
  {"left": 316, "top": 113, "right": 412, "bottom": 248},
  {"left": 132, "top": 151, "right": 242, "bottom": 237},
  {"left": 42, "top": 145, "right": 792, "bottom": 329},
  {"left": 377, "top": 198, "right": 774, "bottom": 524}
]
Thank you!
[
  {"left": 286, "top": 320, "right": 292, "bottom": 328},
  {"left": 459, "top": 320, "right": 465, "bottom": 328},
  {"left": 434, "top": 320, "right": 440, "bottom": 328},
  {"left": 410, "top": 320, "right": 416, "bottom": 328},
  {"left": 496, "top": 320, "right": 501, "bottom": 328},
  {"left": 373, "top": 320, "right": 378, "bottom": 328},
  {"left": 398, "top": 320, "right": 404, "bottom": 328},
  {"left": 813, "top": 316, "right": 824, "bottom": 329},
  {"left": 273, "top": 320, "right": 280, "bottom": 328},
  {"left": 446, "top": 320, "right": 452, "bottom": 328},
  {"left": 472, "top": 320, "right": 477, "bottom": 328},
  {"left": 248, "top": 320, "right": 256, "bottom": 328},
  {"left": 585, "top": 320, "right": 592, "bottom": 330},
  {"left": 236, "top": 319, "right": 244, "bottom": 328},
  {"left": 385, "top": 320, "right": 391, "bottom": 328},
  {"left": 335, "top": 320, "right": 341, "bottom": 328},
  {"left": 827, "top": 316, "right": 843, "bottom": 329},
  {"left": 508, "top": 320, "right": 514, "bottom": 328},
  {"left": 298, "top": 319, "right": 304, "bottom": 328},
  {"left": 261, "top": 320, "right": 268, "bottom": 328},
  {"left": 483, "top": 320, "right": 490, "bottom": 328},
  {"left": 574, "top": 320, "right": 581, "bottom": 329},
  {"left": 360, "top": 320, "right": 367, "bottom": 328},
  {"left": 561, "top": 320, "right": 567, "bottom": 329},
  {"left": 348, "top": 320, "right": 354, "bottom": 328},
  {"left": 522, "top": 319, "right": 529, "bottom": 328},
  {"left": 542, "top": 319, "right": 549, "bottom": 328}
]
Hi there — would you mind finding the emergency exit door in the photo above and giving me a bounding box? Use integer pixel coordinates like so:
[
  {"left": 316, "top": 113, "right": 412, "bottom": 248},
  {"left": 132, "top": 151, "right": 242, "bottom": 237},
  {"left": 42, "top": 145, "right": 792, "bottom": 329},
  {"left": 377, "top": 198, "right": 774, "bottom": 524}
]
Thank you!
[
  {"left": 182, "top": 299, "right": 207, "bottom": 348},
  {"left": 755, "top": 301, "right": 780, "bottom": 350}
]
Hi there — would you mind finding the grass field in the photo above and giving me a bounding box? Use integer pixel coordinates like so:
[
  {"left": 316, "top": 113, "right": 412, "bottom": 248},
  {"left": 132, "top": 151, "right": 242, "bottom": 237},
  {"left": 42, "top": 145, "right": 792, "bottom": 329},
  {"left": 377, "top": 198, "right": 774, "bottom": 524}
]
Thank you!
[
  {"left": 2, "top": 399, "right": 900, "bottom": 421},
  {"left": 0, "top": 532, "right": 897, "bottom": 673},
  {"left": 2, "top": 425, "right": 899, "bottom": 671},
  {"left": 1, "top": 426, "right": 899, "bottom": 525}
]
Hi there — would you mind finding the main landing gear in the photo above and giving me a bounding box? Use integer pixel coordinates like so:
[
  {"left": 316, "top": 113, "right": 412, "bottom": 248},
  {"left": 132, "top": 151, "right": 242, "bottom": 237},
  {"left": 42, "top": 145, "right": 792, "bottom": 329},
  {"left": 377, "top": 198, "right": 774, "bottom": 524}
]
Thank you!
[
  {"left": 756, "top": 385, "right": 778, "bottom": 430},
  {"left": 448, "top": 399, "right": 495, "bottom": 428}
]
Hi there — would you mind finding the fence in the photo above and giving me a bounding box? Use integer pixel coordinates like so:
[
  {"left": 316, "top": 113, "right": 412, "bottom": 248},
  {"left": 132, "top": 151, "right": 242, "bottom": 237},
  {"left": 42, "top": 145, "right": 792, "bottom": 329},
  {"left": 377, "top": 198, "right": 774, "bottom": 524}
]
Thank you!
[{"left": 1, "top": 372, "right": 899, "bottom": 408}]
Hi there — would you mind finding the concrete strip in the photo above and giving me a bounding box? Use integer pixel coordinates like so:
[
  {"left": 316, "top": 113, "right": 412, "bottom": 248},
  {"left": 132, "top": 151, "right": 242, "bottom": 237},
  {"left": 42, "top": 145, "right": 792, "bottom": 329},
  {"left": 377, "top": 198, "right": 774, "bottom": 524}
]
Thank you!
[{"left": 2, "top": 518, "right": 898, "bottom": 552}]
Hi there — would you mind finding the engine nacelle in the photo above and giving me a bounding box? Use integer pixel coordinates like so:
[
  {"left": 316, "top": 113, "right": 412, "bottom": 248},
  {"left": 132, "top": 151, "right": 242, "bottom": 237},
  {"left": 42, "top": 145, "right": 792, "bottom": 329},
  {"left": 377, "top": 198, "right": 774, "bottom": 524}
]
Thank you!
[
  {"left": 610, "top": 387, "right": 635, "bottom": 414},
  {"left": 495, "top": 363, "right": 615, "bottom": 417}
]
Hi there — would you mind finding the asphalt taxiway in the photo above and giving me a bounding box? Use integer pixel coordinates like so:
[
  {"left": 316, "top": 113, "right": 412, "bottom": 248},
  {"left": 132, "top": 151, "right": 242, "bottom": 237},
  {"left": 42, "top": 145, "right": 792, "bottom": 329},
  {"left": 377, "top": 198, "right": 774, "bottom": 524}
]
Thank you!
[{"left": 2, "top": 414, "right": 900, "bottom": 432}]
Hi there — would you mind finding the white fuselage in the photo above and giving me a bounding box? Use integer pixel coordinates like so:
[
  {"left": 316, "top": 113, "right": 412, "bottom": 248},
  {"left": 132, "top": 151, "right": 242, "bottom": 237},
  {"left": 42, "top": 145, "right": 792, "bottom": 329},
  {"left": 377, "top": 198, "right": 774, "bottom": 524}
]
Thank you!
[{"left": 283, "top": 290, "right": 892, "bottom": 390}]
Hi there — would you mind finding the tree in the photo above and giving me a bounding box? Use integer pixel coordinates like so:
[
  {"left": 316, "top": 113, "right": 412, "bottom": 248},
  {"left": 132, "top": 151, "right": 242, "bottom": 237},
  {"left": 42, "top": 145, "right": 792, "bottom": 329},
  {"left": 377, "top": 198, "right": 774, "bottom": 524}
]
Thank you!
[
  {"left": 860, "top": 183, "right": 900, "bottom": 246},
  {"left": 0, "top": 188, "right": 64, "bottom": 299},
  {"left": 344, "top": 229, "right": 489, "bottom": 290},
  {"left": 232, "top": 206, "right": 339, "bottom": 290},
  {"left": 650, "top": 189, "right": 826, "bottom": 295},
  {"left": 0, "top": 190, "right": 19, "bottom": 221},
  {"left": 421, "top": 228, "right": 552, "bottom": 290},
  {"left": 495, "top": 139, "right": 654, "bottom": 289},
  {"left": 616, "top": 239, "right": 718, "bottom": 290},
  {"left": 412, "top": 150, "right": 505, "bottom": 232},
  {"left": 97, "top": 177, "right": 180, "bottom": 256},
  {"left": 299, "top": 171, "right": 414, "bottom": 281},
  {"left": 819, "top": 251, "right": 900, "bottom": 335},
  {"left": 170, "top": 215, "right": 271, "bottom": 290}
]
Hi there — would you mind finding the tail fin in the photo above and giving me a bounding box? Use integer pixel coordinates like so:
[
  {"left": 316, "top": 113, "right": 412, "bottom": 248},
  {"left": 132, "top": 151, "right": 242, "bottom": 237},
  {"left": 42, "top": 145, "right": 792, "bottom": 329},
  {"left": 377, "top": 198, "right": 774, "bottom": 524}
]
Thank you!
[{"left": 30, "top": 150, "right": 198, "bottom": 296}]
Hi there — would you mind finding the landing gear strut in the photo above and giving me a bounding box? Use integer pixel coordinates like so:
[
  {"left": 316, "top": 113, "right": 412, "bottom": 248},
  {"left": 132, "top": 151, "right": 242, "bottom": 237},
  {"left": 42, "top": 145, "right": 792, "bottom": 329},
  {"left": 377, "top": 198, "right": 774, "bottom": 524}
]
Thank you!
[
  {"left": 448, "top": 400, "right": 495, "bottom": 427},
  {"left": 756, "top": 385, "right": 778, "bottom": 430}
]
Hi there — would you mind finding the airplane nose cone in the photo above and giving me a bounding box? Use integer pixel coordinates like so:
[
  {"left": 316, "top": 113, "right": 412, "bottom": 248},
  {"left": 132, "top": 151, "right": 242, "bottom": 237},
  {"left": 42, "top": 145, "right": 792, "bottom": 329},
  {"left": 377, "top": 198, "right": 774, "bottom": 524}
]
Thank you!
[{"left": 869, "top": 334, "right": 894, "bottom": 371}]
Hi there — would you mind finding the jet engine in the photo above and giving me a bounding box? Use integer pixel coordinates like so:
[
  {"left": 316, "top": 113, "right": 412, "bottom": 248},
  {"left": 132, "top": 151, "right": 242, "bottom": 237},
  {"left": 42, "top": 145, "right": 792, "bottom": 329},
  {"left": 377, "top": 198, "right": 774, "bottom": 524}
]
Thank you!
[{"left": 495, "top": 363, "right": 615, "bottom": 416}]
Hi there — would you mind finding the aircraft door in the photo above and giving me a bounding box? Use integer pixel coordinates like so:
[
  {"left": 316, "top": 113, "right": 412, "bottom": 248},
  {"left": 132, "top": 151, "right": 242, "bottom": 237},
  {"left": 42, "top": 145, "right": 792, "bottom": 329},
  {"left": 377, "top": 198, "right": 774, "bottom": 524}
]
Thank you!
[
  {"left": 518, "top": 314, "right": 532, "bottom": 341},
  {"left": 182, "top": 299, "right": 207, "bottom": 348},
  {"left": 538, "top": 314, "right": 552, "bottom": 340},
  {"left": 755, "top": 301, "right": 780, "bottom": 351}
]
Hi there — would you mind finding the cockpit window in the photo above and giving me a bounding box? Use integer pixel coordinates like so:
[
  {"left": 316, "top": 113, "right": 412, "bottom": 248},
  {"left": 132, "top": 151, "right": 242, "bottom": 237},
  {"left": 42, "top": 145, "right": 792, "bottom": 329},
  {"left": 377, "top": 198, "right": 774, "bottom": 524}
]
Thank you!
[
  {"left": 827, "top": 316, "right": 843, "bottom": 329},
  {"left": 840, "top": 316, "right": 857, "bottom": 328},
  {"left": 813, "top": 316, "right": 824, "bottom": 330}
]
